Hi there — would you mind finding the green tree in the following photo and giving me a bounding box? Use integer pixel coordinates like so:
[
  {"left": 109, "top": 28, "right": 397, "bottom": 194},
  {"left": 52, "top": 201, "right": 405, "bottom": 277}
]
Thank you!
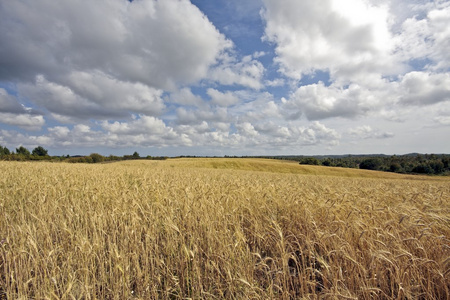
[
  {"left": 299, "top": 157, "right": 320, "bottom": 165},
  {"left": 16, "top": 146, "right": 31, "bottom": 156},
  {"left": 389, "top": 163, "right": 402, "bottom": 173},
  {"left": 412, "top": 164, "right": 433, "bottom": 174},
  {"left": 0, "top": 145, "right": 11, "bottom": 156},
  {"left": 429, "top": 160, "right": 444, "bottom": 174},
  {"left": 89, "top": 153, "right": 104, "bottom": 163},
  {"left": 322, "top": 159, "right": 333, "bottom": 167},
  {"left": 132, "top": 151, "right": 140, "bottom": 159},
  {"left": 32, "top": 146, "right": 48, "bottom": 156},
  {"left": 359, "top": 158, "right": 382, "bottom": 170}
]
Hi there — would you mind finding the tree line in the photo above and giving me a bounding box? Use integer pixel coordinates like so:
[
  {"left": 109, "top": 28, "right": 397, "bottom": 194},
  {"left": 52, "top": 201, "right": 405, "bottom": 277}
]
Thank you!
[
  {"left": 0, "top": 146, "right": 167, "bottom": 163},
  {"left": 2, "top": 145, "right": 449, "bottom": 175},
  {"left": 296, "top": 154, "right": 450, "bottom": 175},
  {"left": 1, "top": 145, "right": 49, "bottom": 160}
]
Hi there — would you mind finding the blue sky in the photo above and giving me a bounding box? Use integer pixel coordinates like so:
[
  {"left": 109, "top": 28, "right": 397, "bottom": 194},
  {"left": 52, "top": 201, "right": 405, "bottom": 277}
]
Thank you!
[{"left": 0, "top": 0, "right": 449, "bottom": 156}]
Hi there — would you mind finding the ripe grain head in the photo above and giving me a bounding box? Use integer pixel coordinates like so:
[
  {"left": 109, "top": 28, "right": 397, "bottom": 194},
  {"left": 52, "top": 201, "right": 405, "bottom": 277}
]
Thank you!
[{"left": 0, "top": 159, "right": 448, "bottom": 299}]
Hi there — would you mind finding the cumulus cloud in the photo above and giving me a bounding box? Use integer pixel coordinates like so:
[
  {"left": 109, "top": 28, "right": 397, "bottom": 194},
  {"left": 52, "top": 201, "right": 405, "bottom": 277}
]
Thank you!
[
  {"left": 348, "top": 125, "right": 394, "bottom": 139},
  {"left": 0, "top": 0, "right": 230, "bottom": 89},
  {"left": 0, "top": 0, "right": 236, "bottom": 126},
  {"left": 48, "top": 126, "right": 70, "bottom": 140},
  {"left": 101, "top": 115, "right": 171, "bottom": 136},
  {"left": 0, "top": 113, "right": 45, "bottom": 131},
  {"left": 0, "top": 88, "right": 27, "bottom": 114},
  {"left": 232, "top": 120, "right": 340, "bottom": 148},
  {"left": 262, "top": 0, "right": 398, "bottom": 83},
  {"left": 265, "top": 78, "right": 285, "bottom": 87},
  {"left": 434, "top": 116, "right": 450, "bottom": 126},
  {"left": 1, "top": 117, "right": 190, "bottom": 150},
  {"left": 0, "top": 0, "right": 268, "bottom": 138},
  {"left": 18, "top": 76, "right": 118, "bottom": 120},
  {"left": 0, "top": 129, "right": 52, "bottom": 149},
  {"left": 207, "top": 88, "right": 240, "bottom": 107},
  {"left": 278, "top": 69, "right": 450, "bottom": 121},
  {"left": 0, "top": 0, "right": 448, "bottom": 155},
  {"left": 168, "top": 88, "right": 204, "bottom": 107},
  {"left": 208, "top": 54, "right": 265, "bottom": 89},
  {"left": 236, "top": 122, "right": 259, "bottom": 137},
  {"left": 283, "top": 82, "right": 384, "bottom": 121},
  {"left": 176, "top": 121, "right": 210, "bottom": 136},
  {"left": 0, "top": 88, "right": 45, "bottom": 130},
  {"left": 257, "top": 0, "right": 450, "bottom": 132},
  {"left": 64, "top": 71, "right": 165, "bottom": 115},
  {"left": 229, "top": 91, "right": 280, "bottom": 122},
  {"left": 176, "top": 107, "right": 229, "bottom": 125},
  {"left": 17, "top": 73, "right": 166, "bottom": 120},
  {"left": 398, "top": 72, "right": 450, "bottom": 106},
  {"left": 254, "top": 121, "right": 290, "bottom": 138},
  {"left": 0, "top": 117, "right": 340, "bottom": 153},
  {"left": 395, "top": 2, "right": 450, "bottom": 71}
]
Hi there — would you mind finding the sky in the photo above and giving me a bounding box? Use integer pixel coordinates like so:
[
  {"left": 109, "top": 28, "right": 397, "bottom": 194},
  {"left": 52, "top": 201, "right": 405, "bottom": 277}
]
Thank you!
[{"left": 0, "top": 0, "right": 449, "bottom": 157}]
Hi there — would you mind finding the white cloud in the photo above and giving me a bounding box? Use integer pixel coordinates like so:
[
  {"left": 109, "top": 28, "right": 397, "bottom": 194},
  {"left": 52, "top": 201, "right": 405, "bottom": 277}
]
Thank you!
[
  {"left": 236, "top": 122, "right": 259, "bottom": 137},
  {"left": 0, "top": 116, "right": 189, "bottom": 150},
  {"left": 279, "top": 69, "right": 450, "bottom": 121},
  {"left": 176, "top": 107, "right": 229, "bottom": 125},
  {"left": 17, "top": 74, "right": 166, "bottom": 120},
  {"left": 168, "top": 88, "right": 204, "bottom": 107},
  {"left": 101, "top": 115, "right": 169, "bottom": 136},
  {"left": 262, "top": 0, "right": 449, "bottom": 85},
  {"left": 0, "top": 0, "right": 231, "bottom": 89},
  {"left": 18, "top": 76, "right": 114, "bottom": 120},
  {"left": 207, "top": 88, "right": 240, "bottom": 107},
  {"left": 208, "top": 54, "right": 265, "bottom": 89},
  {"left": 434, "top": 116, "right": 450, "bottom": 126},
  {"left": 262, "top": 0, "right": 398, "bottom": 83},
  {"left": 265, "top": 78, "right": 285, "bottom": 87},
  {"left": 229, "top": 91, "right": 280, "bottom": 122},
  {"left": 73, "top": 124, "right": 92, "bottom": 134},
  {"left": 0, "top": 0, "right": 448, "bottom": 155},
  {"left": 0, "top": 113, "right": 45, "bottom": 131},
  {"left": 284, "top": 82, "right": 382, "bottom": 121},
  {"left": 348, "top": 125, "right": 394, "bottom": 139},
  {"left": 395, "top": 2, "right": 450, "bottom": 71},
  {"left": 177, "top": 121, "right": 210, "bottom": 135},
  {"left": 48, "top": 126, "right": 70, "bottom": 139},
  {"left": 0, "top": 88, "right": 27, "bottom": 114},
  {"left": 254, "top": 122, "right": 291, "bottom": 138},
  {"left": 399, "top": 72, "right": 450, "bottom": 106},
  {"left": 232, "top": 120, "right": 340, "bottom": 149},
  {"left": 0, "top": 116, "right": 342, "bottom": 153},
  {"left": 0, "top": 130, "right": 51, "bottom": 149},
  {"left": 64, "top": 71, "right": 165, "bottom": 115}
]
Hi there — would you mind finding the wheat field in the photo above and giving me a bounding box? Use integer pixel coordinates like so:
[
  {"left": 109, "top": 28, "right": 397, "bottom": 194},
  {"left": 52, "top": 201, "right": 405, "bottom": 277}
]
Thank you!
[{"left": 0, "top": 159, "right": 449, "bottom": 299}]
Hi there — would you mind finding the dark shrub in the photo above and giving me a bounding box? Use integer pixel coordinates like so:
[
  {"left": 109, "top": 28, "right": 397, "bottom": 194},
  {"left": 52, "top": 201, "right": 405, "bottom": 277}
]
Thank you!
[
  {"left": 299, "top": 157, "right": 320, "bottom": 165},
  {"left": 89, "top": 153, "right": 104, "bottom": 163},
  {"left": 360, "top": 158, "right": 382, "bottom": 170}
]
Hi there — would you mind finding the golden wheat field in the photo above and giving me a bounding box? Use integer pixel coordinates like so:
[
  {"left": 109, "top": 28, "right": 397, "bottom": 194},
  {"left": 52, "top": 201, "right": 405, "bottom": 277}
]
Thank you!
[{"left": 0, "top": 158, "right": 449, "bottom": 299}]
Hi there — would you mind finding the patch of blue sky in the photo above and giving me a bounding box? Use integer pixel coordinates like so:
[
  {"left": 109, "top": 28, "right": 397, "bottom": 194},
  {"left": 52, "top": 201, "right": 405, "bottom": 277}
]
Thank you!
[
  {"left": 191, "top": 0, "right": 287, "bottom": 102},
  {"left": 191, "top": 0, "right": 268, "bottom": 56},
  {"left": 408, "top": 57, "right": 433, "bottom": 71},
  {"left": 0, "top": 81, "right": 18, "bottom": 96},
  {"left": 300, "top": 70, "right": 332, "bottom": 86}
]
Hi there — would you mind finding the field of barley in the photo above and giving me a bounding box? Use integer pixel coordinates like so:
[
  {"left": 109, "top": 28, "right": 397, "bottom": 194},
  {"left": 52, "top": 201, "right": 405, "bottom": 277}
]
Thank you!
[{"left": 0, "top": 158, "right": 449, "bottom": 299}]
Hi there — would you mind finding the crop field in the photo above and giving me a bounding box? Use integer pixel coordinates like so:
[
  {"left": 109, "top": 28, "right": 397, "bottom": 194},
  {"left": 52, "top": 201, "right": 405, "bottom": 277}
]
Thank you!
[{"left": 0, "top": 158, "right": 449, "bottom": 299}]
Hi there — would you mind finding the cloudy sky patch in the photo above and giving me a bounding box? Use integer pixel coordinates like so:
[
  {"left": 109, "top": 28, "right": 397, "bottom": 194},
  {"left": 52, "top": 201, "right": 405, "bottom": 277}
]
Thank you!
[{"left": 0, "top": 0, "right": 449, "bottom": 156}]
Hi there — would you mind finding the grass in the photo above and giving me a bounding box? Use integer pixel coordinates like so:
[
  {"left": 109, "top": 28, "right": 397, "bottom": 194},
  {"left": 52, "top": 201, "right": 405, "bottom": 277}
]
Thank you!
[{"left": 0, "top": 158, "right": 449, "bottom": 299}]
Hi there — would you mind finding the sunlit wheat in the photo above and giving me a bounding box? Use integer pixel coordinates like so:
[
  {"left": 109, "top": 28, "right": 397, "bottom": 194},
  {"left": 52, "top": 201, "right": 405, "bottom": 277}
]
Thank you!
[{"left": 0, "top": 159, "right": 448, "bottom": 299}]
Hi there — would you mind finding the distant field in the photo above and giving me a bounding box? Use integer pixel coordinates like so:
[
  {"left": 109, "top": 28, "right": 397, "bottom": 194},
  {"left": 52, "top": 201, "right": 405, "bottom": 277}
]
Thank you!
[
  {"left": 1, "top": 159, "right": 449, "bottom": 299},
  {"left": 158, "top": 157, "right": 450, "bottom": 179}
]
